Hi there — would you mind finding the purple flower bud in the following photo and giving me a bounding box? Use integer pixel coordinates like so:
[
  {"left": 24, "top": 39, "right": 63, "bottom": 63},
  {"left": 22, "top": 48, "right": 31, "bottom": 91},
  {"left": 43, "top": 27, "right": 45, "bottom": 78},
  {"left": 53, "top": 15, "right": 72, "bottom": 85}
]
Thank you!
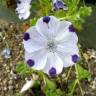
[{"left": 52, "top": 0, "right": 68, "bottom": 11}]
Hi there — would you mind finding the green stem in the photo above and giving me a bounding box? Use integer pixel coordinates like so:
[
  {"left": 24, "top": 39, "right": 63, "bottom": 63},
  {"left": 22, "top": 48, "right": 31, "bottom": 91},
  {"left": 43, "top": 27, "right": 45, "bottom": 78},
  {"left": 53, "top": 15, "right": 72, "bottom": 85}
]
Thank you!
[
  {"left": 59, "top": 16, "right": 71, "bottom": 20},
  {"left": 70, "top": 79, "right": 78, "bottom": 95},
  {"left": 65, "top": 66, "right": 72, "bottom": 81},
  {"left": 75, "top": 65, "right": 84, "bottom": 96},
  {"left": 38, "top": 0, "right": 48, "bottom": 16},
  {"left": 77, "top": 80, "right": 84, "bottom": 96},
  {"left": 75, "top": 64, "right": 79, "bottom": 78}
]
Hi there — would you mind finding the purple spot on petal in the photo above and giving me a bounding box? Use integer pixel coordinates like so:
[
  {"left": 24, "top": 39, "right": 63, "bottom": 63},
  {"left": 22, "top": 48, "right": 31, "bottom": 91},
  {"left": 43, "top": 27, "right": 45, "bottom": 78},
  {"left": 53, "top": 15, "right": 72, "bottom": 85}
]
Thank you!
[
  {"left": 43, "top": 16, "right": 50, "bottom": 23},
  {"left": 49, "top": 67, "right": 56, "bottom": 76},
  {"left": 72, "top": 54, "right": 79, "bottom": 63},
  {"left": 69, "top": 25, "right": 75, "bottom": 32},
  {"left": 23, "top": 33, "right": 30, "bottom": 41},
  {"left": 27, "top": 59, "right": 35, "bottom": 67}
]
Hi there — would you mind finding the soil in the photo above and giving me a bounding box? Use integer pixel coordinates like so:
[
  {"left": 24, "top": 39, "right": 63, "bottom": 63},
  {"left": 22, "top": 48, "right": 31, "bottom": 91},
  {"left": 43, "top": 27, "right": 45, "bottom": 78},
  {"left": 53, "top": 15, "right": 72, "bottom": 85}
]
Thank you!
[{"left": 0, "top": 20, "right": 96, "bottom": 96}]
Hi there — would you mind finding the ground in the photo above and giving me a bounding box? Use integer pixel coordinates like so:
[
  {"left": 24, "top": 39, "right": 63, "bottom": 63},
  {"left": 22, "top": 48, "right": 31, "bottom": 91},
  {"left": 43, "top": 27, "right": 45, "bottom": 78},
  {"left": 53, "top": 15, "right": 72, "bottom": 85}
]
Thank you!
[{"left": 0, "top": 20, "right": 96, "bottom": 96}]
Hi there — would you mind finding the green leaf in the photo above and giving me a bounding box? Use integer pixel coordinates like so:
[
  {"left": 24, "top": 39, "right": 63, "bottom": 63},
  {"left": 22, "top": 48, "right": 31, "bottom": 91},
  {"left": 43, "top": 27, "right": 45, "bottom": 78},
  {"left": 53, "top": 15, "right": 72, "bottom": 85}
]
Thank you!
[
  {"left": 43, "top": 76, "right": 56, "bottom": 91},
  {"left": 58, "top": 0, "right": 92, "bottom": 30},
  {"left": 43, "top": 76, "right": 64, "bottom": 96},
  {"left": 16, "top": 61, "right": 32, "bottom": 75},
  {"left": 41, "top": 0, "right": 50, "bottom": 4},
  {"left": 79, "top": 6, "right": 92, "bottom": 17},
  {"left": 55, "top": 89, "right": 64, "bottom": 96},
  {"left": 67, "top": 79, "right": 78, "bottom": 96},
  {"left": 44, "top": 88, "right": 64, "bottom": 96},
  {"left": 76, "top": 64, "right": 91, "bottom": 80},
  {"left": 30, "top": 18, "right": 37, "bottom": 26}
]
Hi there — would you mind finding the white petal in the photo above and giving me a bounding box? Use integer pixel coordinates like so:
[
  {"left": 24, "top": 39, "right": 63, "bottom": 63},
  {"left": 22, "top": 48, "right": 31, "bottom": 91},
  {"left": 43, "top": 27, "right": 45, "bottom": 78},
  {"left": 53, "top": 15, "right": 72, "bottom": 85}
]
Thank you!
[
  {"left": 23, "top": 26, "right": 46, "bottom": 53},
  {"left": 43, "top": 52, "right": 63, "bottom": 75},
  {"left": 56, "top": 30, "right": 78, "bottom": 49},
  {"left": 18, "top": 11, "right": 30, "bottom": 20},
  {"left": 57, "top": 43, "right": 79, "bottom": 55},
  {"left": 63, "top": 55, "right": 76, "bottom": 67},
  {"left": 25, "top": 49, "right": 48, "bottom": 70},
  {"left": 61, "top": 32, "right": 78, "bottom": 44},
  {"left": 64, "top": 54, "right": 79, "bottom": 67},
  {"left": 16, "top": 3, "right": 30, "bottom": 11},
  {"left": 56, "top": 31, "right": 79, "bottom": 67},
  {"left": 19, "top": 0, "right": 32, "bottom": 4},
  {"left": 16, "top": 4, "right": 31, "bottom": 14},
  {"left": 23, "top": 39, "right": 42, "bottom": 53},
  {"left": 56, "top": 30, "right": 78, "bottom": 55},
  {"left": 36, "top": 16, "right": 60, "bottom": 39},
  {"left": 20, "top": 79, "right": 34, "bottom": 93},
  {"left": 57, "top": 50, "right": 79, "bottom": 67},
  {"left": 55, "top": 21, "right": 72, "bottom": 41}
]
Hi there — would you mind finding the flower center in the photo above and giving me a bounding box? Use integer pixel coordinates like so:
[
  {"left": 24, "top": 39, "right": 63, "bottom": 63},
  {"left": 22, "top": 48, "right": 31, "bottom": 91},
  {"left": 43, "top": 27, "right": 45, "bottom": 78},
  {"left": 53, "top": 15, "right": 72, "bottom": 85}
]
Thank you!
[{"left": 47, "top": 41, "right": 57, "bottom": 52}]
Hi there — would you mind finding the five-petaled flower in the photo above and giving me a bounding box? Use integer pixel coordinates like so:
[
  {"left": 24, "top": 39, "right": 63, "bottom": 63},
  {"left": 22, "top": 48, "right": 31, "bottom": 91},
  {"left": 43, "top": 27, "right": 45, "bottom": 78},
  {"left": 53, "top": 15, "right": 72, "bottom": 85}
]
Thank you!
[
  {"left": 16, "top": 0, "right": 32, "bottom": 20},
  {"left": 23, "top": 16, "right": 79, "bottom": 76}
]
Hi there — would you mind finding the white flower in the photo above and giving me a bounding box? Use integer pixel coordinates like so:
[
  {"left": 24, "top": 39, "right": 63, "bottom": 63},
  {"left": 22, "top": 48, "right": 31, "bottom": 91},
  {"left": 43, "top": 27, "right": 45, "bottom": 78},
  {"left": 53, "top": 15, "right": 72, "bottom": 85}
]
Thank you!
[
  {"left": 23, "top": 16, "right": 79, "bottom": 76},
  {"left": 20, "top": 79, "right": 34, "bottom": 93},
  {"left": 16, "top": 0, "right": 32, "bottom": 20}
]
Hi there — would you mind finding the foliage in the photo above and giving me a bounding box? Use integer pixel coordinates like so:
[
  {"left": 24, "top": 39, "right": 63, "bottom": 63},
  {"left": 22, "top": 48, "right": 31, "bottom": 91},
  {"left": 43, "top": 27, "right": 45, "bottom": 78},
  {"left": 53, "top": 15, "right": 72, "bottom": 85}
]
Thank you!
[
  {"left": 16, "top": 61, "right": 32, "bottom": 76},
  {"left": 30, "top": 0, "right": 92, "bottom": 30},
  {"left": 0, "top": 0, "right": 92, "bottom": 30},
  {"left": 67, "top": 79, "right": 77, "bottom": 96},
  {"left": 16, "top": 60, "right": 92, "bottom": 96},
  {"left": 76, "top": 63, "right": 91, "bottom": 80},
  {"left": 67, "top": 63, "right": 91, "bottom": 95},
  {"left": 16, "top": 62, "right": 64, "bottom": 96},
  {"left": 58, "top": 0, "right": 92, "bottom": 29},
  {"left": 42, "top": 76, "right": 64, "bottom": 96}
]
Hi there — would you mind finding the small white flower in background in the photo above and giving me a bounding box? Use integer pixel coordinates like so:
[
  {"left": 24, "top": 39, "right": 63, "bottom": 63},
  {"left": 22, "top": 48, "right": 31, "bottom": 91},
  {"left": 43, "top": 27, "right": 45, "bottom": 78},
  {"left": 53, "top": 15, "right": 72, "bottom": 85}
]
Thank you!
[
  {"left": 52, "top": 0, "right": 68, "bottom": 11},
  {"left": 1, "top": 48, "right": 11, "bottom": 58},
  {"left": 23, "top": 16, "right": 79, "bottom": 76},
  {"left": 20, "top": 79, "right": 34, "bottom": 93},
  {"left": 16, "top": 0, "right": 32, "bottom": 20}
]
